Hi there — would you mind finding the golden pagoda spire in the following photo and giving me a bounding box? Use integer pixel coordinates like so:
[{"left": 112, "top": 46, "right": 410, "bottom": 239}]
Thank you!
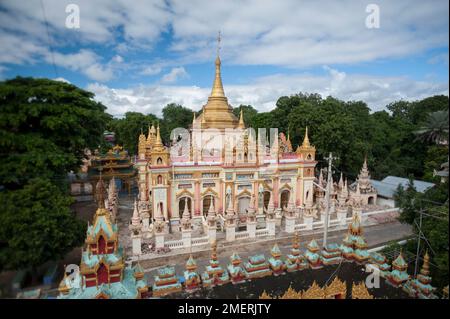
[
  {"left": 155, "top": 124, "right": 163, "bottom": 146},
  {"left": 302, "top": 127, "right": 310, "bottom": 147},
  {"left": 211, "top": 31, "right": 225, "bottom": 98},
  {"left": 238, "top": 108, "right": 245, "bottom": 128},
  {"left": 420, "top": 250, "right": 430, "bottom": 276}
]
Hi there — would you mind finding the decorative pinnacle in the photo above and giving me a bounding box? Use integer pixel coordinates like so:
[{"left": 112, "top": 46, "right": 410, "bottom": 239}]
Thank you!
[
  {"left": 302, "top": 127, "right": 310, "bottom": 147},
  {"left": 217, "top": 31, "right": 221, "bottom": 57}
]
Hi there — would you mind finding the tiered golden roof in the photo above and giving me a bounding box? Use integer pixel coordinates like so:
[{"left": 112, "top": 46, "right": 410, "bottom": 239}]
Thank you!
[
  {"left": 351, "top": 282, "right": 374, "bottom": 299},
  {"left": 302, "top": 281, "right": 325, "bottom": 299},
  {"left": 279, "top": 285, "right": 301, "bottom": 299},
  {"left": 259, "top": 290, "right": 272, "bottom": 299},
  {"left": 325, "top": 277, "right": 347, "bottom": 298}
]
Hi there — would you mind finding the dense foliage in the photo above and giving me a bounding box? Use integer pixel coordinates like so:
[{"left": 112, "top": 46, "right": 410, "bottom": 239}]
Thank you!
[
  {"left": 0, "top": 77, "right": 109, "bottom": 271},
  {"left": 394, "top": 179, "right": 449, "bottom": 290}
]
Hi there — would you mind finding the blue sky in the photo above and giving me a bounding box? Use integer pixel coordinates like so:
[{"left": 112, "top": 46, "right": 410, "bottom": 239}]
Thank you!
[{"left": 0, "top": 0, "right": 448, "bottom": 117}]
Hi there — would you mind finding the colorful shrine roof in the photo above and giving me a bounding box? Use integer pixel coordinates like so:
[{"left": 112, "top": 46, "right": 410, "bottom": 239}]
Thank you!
[
  {"left": 270, "top": 244, "right": 282, "bottom": 257},
  {"left": 81, "top": 248, "right": 123, "bottom": 269},
  {"left": 59, "top": 268, "right": 147, "bottom": 299},
  {"left": 307, "top": 239, "right": 320, "bottom": 251},
  {"left": 392, "top": 252, "right": 407, "bottom": 269}
]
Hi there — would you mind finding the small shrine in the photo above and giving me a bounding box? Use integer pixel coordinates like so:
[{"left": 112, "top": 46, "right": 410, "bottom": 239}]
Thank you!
[
  {"left": 386, "top": 251, "right": 410, "bottom": 287},
  {"left": 268, "top": 244, "right": 286, "bottom": 276},
  {"left": 285, "top": 232, "right": 308, "bottom": 272},
  {"left": 403, "top": 251, "right": 437, "bottom": 299},
  {"left": 88, "top": 145, "right": 136, "bottom": 195},
  {"left": 58, "top": 177, "right": 148, "bottom": 299},
  {"left": 321, "top": 243, "right": 342, "bottom": 266},
  {"left": 227, "top": 252, "right": 247, "bottom": 284},
  {"left": 201, "top": 242, "right": 230, "bottom": 287},
  {"left": 184, "top": 255, "right": 202, "bottom": 292},
  {"left": 152, "top": 266, "right": 182, "bottom": 297},
  {"left": 305, "top": 239, "right": 322, "bottom": 269},
  {"left": 243, "top": 254, "right": 272, "bottom": 279},
  {"left": 369, "top": 252, "right": 391, "bottom": 277},
  {"left": 340, "top": 214, "right": 369, "bottom": 263}
]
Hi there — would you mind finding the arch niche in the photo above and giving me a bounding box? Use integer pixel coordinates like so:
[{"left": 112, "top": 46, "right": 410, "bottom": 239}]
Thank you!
[{"left": 178, "top": 197, "right": 192, "bottom": 218}]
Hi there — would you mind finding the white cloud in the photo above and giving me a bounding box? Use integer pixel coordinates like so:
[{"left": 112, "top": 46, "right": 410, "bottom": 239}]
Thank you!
[
  {"left": 54, "top": 77, "right": 71, "bottom": 83},
  {"left": 1, "top": 0, "right": 448, "bottom": 70},
  {"left": 140, "top": 64, "right": 163, "bottom": 76},
  {"left": 428, "top": 53, "right": 449, "bottom": 66},
  {"left": 160, "top": 67, "right": 188, "bottom": 83},
  {"left": 86, "top": 66, "right": 449, "bottom": 117},
  {"left": 47, "top": 49, "right": 114, "bottom": 81}
]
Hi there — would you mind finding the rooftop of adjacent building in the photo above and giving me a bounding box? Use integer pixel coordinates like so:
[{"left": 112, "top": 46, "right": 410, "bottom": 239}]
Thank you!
[{"left": 370, "top": 176, "right": 436, "bottom": 199}]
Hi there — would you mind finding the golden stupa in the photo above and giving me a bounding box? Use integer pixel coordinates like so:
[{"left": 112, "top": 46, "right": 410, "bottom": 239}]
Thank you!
[{"left": 195, "top": 33, "right": 239, "bottom": 129}]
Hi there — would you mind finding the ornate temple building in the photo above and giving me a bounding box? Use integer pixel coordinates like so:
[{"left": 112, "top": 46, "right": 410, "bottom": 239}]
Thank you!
[
  {"left": 58, "top": 177, "right": 148, "bottom": 299},
  {"left": 132, "top": 46, "right": 378, "bottom": 249},
  {"left": 89, "top": 145, "right": 136, "bottom": 195}
]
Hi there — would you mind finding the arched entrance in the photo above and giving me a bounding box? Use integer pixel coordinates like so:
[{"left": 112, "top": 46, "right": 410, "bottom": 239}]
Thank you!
[
  {"left": 202, "top": 196, "right": 215, "bottom": 216},
  {"left": 237, "top": 196, "right": 250, "bottom": 214},
  {"left": 178, "top": 197, "right": 192, "bottom": 218},
  {"left": 97, "top": 235, "right": 106, "bottom": 254},
  {"left": 368, "top": 196, "right": 375, "bottom": 205},
  {"left": 96, "top": 263, "right": 108, "bottom": 285},
  {"left": 280, "top": 190, "right": 290, "bottom": 209},
  {"left": 263, "top": 191, "right": 271, "bottom": 209}
]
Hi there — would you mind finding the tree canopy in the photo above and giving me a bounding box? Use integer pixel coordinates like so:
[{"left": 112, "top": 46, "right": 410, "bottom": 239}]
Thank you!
[{"left": 0, "top": 77, "right": 109, "bottom": 271}]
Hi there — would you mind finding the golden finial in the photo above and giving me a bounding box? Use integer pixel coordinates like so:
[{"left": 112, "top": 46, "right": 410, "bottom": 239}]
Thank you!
[
  {"left": 155, "top": 124, "right": 162, "bottom": 145},
  {"left": 217, "top": 30, "right": 221, "bottom": 57},
  {"left": 302, "top": 127, "right": 310, "bottom": 147},
  {"left": 211, "top": 31, "right": 225, "bottom": 98},
  {"left": 238, "top": 108, "right": 245, "bottom": 128},
  {"left": 420, "top": 250, "right": 430, "bottom": 276}
]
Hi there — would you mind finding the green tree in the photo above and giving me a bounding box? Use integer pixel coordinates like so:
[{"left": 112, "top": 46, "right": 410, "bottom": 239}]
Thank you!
[
  {"left": 0, "top": 179, "right": 86, "bottom": 272},
  {"left": 161, "top": 103, "right": 193, "bottom": 143},
  {"left": 0, "top": 77, "right": 109, "bottom": 271},
  {"left": 110, "top": 112, "right": 158, "bottom": 155},
  {"left": 232, "top": 105, "right": 258, "bottom": 128},
  {"left": 0, "top": 77, "right": 110, "bottom": 189},
  {"left": 415, "top": 110, "right": 449, "bottom": 145}
]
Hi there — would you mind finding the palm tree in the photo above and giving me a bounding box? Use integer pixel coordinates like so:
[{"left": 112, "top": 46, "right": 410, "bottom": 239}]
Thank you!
[{"left": 415, "top": 110, "right": 449, "bottom": 145}]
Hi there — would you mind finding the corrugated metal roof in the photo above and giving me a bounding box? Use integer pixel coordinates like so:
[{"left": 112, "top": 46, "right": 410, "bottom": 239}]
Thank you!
[{"left": 370, "top": 176, "right": 435, "bottom": 198}]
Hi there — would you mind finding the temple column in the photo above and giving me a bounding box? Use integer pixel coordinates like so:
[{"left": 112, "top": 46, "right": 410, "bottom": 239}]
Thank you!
[
  {"left": 167, "top": 183, "right": 172, "bottom": 219},
  {"left": 194, "top": 181, "right": 201, "bottom": 215},
  {"left": 131, "top": 232, "right": 142, "bottom": 255},
  {"left": 273, "top": 177, "right": 279, "bottom": 208},
  {"left": 218, "top": 180, "right": 224, "bottom": 214},
  {"left": 297, "top": 176, "right": 303, "bottom": 206}
]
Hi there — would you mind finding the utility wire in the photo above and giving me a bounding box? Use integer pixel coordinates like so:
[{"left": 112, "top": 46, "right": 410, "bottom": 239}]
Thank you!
[{"left": 40, "top": 0, "right": 59, "bottom": 78}]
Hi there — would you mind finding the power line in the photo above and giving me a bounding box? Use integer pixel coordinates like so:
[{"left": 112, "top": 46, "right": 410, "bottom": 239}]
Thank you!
[{"left": 40, "top": 0, "right": 59, "bottom": 78}]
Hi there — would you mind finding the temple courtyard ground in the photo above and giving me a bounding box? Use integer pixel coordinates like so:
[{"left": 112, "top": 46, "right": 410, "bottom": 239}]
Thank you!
[{"left": 0, "top": 194, "right": 413, "bottom": 298}]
